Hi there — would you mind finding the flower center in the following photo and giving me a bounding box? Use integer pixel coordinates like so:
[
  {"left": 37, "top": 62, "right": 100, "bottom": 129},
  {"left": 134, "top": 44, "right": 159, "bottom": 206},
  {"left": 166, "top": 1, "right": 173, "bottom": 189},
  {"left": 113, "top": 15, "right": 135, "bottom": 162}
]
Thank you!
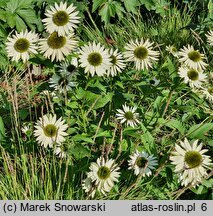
[
  {"left": 188, "top": 50, "right": 201, "bottom": 62},
  {"left": 185, "top": 151, "right": 202, "bottom": 168},
  {"left": 47, "top": 32, "right": 66, "bottom": 49},
  {"left": 97, "top": 166, "right": 110, "bottom": 180},
  {"left": 87, "top": 52, "right": 102, "bottom": 66},
  {"left": 134, "top": 46, "right": 148, "bottom": 60},
  {"left": 172, "top": 47, "right": 177, "bottom": 52},
  {"left": 111, "top": 55, "right": 117, "bottom": 65},
  {"left": 187, "top": 69, "right": 199, "bottom": 81},
  {"left": 136, "top": 156, "right": 148, "bottom": 168},
  {"left": 207, "top": 87, "right": 213, "bottom": 94},
  {"left": 53, "top": 10, "right": 69, "bottom": 26},
  {"left": 58, "top": 77, "right": 69, "bottom": 87},
  {"left": 124, "top": 111, "right": 134, "bottom": 120},
  {"left": 150, "top": 79, "right": 155, "bottom": 85},
  {"left": 14, "top": 38, "right": 30, "bottom": 53},
  {"left": 43, "top": 124, "right": 57, "bottom": 137},
  {"left": 67, "top": 64, "right": 76, "bottom": 73}
]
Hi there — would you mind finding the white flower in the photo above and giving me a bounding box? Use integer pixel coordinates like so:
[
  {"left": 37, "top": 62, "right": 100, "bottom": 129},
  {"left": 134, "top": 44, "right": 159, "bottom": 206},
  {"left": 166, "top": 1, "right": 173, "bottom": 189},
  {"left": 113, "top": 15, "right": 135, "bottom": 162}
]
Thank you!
[
  {"left": 38, "top": 31, "right": 77, "bottom": 62},
  {"left": 49, "top": 72, "right": 76, "bottom": 93},
  {"left": 200, "top": 86, "right": 213, "bottom": 103},
  {"left": 116, "top": 104, "right": 140, "bottom": 128},
  {"left": 107, "top": 48, "right": 126, "bottom": 76},
  {"left": 128, "top": 150, "right": 158, "bottom": 176},
  {"left": 58, "top": 57, "right": 78, "bottom": 75},
  {"left": 79, "top": 42, "right": 111, "bottom": 76},
  {"left": 178, "top": 66, "right": 207, "bottom": 89},
  {"left": 166, "top": 45, "right": 178, "bottom": 57},
  {"left": 54, "top": 144, "right": 67, "bottom": 159},
  {"left": 6, "top": 30, "right": 38, "bottom": 62},
  {"left": 34, "top": 114, "right": 68, "bottom": 148},
  {"left": 206, "top": 30, "right": 213, "bottom": 46},
  {"left": 42, "top": 2, "right": 80, "bottom": 36},
  {"left": 123, "top": 38, "right": 159, "bottom": 71},
  {"left": 170, "top": 138, "right": 212, "bottom": 186},
  {"left": 21, "top": 125, "right": 31, "bottom": 134},
  {"left": 178, "top": 45, "right": 208, "bottom": 71},
  {"left": 82, "top": 177, "right": 96, "bottom": 198},
  {"left": 87, "top": 157, "right": 120, "bottom": 195}
]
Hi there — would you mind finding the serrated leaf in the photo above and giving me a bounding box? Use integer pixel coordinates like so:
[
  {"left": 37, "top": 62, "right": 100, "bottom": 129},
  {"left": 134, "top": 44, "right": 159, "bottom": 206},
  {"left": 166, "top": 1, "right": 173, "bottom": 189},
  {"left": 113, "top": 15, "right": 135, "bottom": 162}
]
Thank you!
[
  {"left": 188, "top": 123, "right": 213, "bottom": 139},
  {"left": 165, "top": 119, "right": 186, "bottom": 135},
  {"left": 17, "top": 8, "right": 38, "bottom": 24}
]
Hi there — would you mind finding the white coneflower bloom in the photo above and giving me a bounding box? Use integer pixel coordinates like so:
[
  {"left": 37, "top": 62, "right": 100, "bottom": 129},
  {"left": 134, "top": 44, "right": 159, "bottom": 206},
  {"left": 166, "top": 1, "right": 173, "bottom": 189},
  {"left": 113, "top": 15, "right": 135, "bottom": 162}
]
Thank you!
[
  {"left": 200, "top": 86, "right": 213, "bottom": 103},
  {"left": 34, "top": 114, "right": 68, "bottom": 148},
  {"left": 116, "top": 104, "right": 140, "bottom": 128},
  {"left": 178, "top": 45, "right": 208, "bottom": 71},
  {"left": 54, "top": 144, "right": 67, "bottom": 158},
  {"left": 21, "top": 125, "right": 31, "bottom": 134},
  {"left": 38, "top": 31, "right": 77, "bottom": 62},
  {"left": 79, "top": 42, "right": 111, "bottom": 76},
  {"left": 58, "top": 57, "right": 78, "bottom": 75},
  {"left": 82, "top": 177, "right": 96, "bottom": 198},
  {"left": 6, "top": 30, "right": 38, "bottom": 62},
  {"left": 206, "top": 30, "right": 213, "bottom": 46},
  {"left": 149, "top": 77, "right": 160, "bottom": 86},
  {"left": 166, "top": 45, "right": 178, "bottom": 57},
  {"left": 123, "top": 38, "right": 159, "bottom": 71},
  {"left": 128, "top": 150, "right": 158, "bottom": 176},
  {"left": 178, "top": 66, "right": 207, "bottom": 89},
  {"left": 107, "top": 48, "right": 126, "bottom": 76},
  {"left": 170, "top": 138, "right": 212, "bottom": 186},
  {"left": 87, "top": 157, "right": 120, "bottom": 195},
  {"left": 42, "top": 2, "right": 80, "bottom": 36},
  {"left": 49, "top": 72, "right": 76, "bottom": 92}
]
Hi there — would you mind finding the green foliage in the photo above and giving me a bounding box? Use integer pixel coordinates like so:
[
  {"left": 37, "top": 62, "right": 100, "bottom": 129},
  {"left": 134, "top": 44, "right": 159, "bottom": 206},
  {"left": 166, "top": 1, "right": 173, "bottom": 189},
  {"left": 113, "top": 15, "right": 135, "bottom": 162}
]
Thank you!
[
  {"left": 0, "top": 0, "right": 42, "bottom": 32},
  {"left": 0, "top": 116, "right": 5, "bottom": 142},
  {"left": 92, "top": 0, "right": 171, "bottom": 25}
]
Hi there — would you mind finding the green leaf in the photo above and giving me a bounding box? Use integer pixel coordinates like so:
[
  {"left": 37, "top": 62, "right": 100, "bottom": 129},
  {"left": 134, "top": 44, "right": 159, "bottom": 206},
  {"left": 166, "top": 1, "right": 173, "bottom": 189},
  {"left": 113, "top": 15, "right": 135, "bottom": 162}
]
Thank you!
[
  {"left": 0, "top": 9, "right": 6, "bottom": 21},
  {"left": 92, "top": 0, "right": 106, "bottom": 12},
  {"left": 6, "top": 12, "right": 16, "bottom": 28},
  {"left": 72, "top": 134, "right": 94, "bottom": 144},
  {"left": 122, "top": 0, "right": 138, "bottom": 13},
  {"left": 188, "top": 123, "right": 213, "bottom": 139},
  {"left": 96, "top": 130, "right": 112, "bottom": 138},
  {"left": 71, "top": 143, "right": 91, "bottom": 159},
  {"left": 165, "top": 119, "right": 186, "bottom": 135},
  {"left": 208, "top": 0, "right": 213, "bottom": 19},
  {"left": 139, "top": 0, "right": 155, "bottom": 10},
  {"left": 0, "top": 116, "right": 5, "bottom": 141},
  {"left": 93, "top": 93, "right": 113, "bottom": 109},
  {"left": 166, "top": 167, "right": 173, "bottom": 182},
  {"left": 15, "top": 15, "right": 27, "bottom": 32},
  {"left": 67, "top": 101, "right": 78, "bottom": 109},
  {"left": 113, "top": 1, "right": 125, "bottom": 20},
  {"left": 99, "top": 1, "right": 116, "bottom": 24}
]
